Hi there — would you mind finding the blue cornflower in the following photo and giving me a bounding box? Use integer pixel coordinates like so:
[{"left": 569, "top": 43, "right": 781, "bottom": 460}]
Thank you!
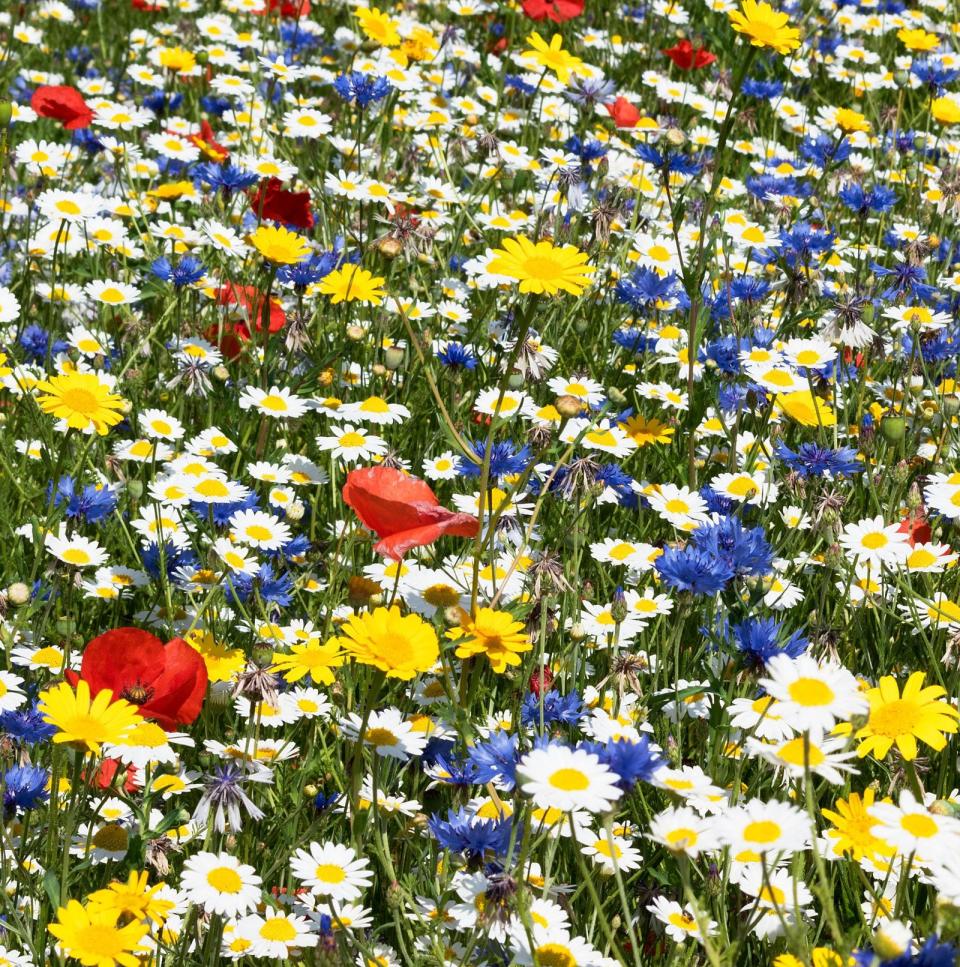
[
  {"left": 613, "top": 327, "right": 658, "bottom": 354},
  {"left": 428, "top": 808, "right": 513, "bottom": 860},
  {"left": 779, "top": 222, "right": 836, "bottom": 264},
  {"left": 313, "top": 790, "right": 340, "bottom": 813},
  {"left": 839, "top": 182, "right": 897, "bottom": 217},
  {"left": 615, "top": 267, "right": 683, "bottom": 312},
  {"left": 436, "top": 341, "right": 478, "bottom": 370},
  {"left": 871, "top": 259, "right": 938, "bottom": 302},
  {"left": 19, "top": 324, "right": 50, "bottom": 362},
  {"left": 505, "top": 74, "right": 537, "bottom": 95},
  {"left": 911, "top": 58, "right": 960, "bottom": 92},
  {"left": 564, "top": 76, "right": 617, "bottom": 106},
  {"left": 579, "top": 737, "right": 663, "bottom": 792},
  {"left": 142, "top": 542, "right": 198, "bottom": 582},
  {"left": 775, "top": 442, "right": 861, "bottom": 478},
  {"left": 457, "top": 441, "right": 531, "bottom": 481},
  {"left": 730, "top": 617, "right": 808, "bottom": 667},
  {"left": 193, "top": 161, "right": 259, "bottom": 194},
  {"left": 231, "top": 563, "right": 293, "bottom": 610},
  {"left": 853, "top": 936, "right": 958, "bottom": 967},
  {"left": 151, "top": 255, "right": 205, "bottom": 288},
  {"left": 729, "top": 276, "right": 771, "bottom": 303},
  {"left": 277, "top": 250, "right": 342, "bottom": 290},
  {"left": 565, "top": 135, "right": 607, "bottom": 163},
  {"left": 655, "top": 546, "right": 734, "bottom": 595},
  {"left": 0, "top": 704, "right": 56, "bottom": 744},
  {"left": 798, "top": 133, "right": 852, "bottom": 167},
  {"left": 742, "top": 77, "right": 784, "bottom": 99},
  {"left": 429, "top": 753, "right": 483, "bottom": 786},
  {"left": 191, "top": 492, "right": 260, "bottom": 527},
  {"left": 49, "top": 476, "right": 117, "bottom": 524},
  {"left": 3, "top": 765, "right": 50, "bottom": 815},
  {"left": 636, "top": 142, "right": 706, "bottom": 175},
  {"left": 595, "top": 464, "right": 638, "bottom": 508},
  {"left": 466, "top": 732, "right": 518, "bottom": 791},
  {"left": 333, "top": 72, "right": 392, "bottom": 107},
  {"left": 702, "top": 336, "right": 742, "bottom": 375},
  {"left": 520, "top": 689, "right": 584, "bottom": 728},
  {"left": 691, "top": 517, "right": 772, "bottom": 577}
]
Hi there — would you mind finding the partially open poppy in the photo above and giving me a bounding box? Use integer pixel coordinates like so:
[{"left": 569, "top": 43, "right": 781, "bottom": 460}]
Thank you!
[
  {"left": 67, "top": 628, "right": 207, "bottom": 729},
  {"left": 30, "top": 85, "right": 94, "bottom": 130},
  {"left": 605, "top": 97, "right": 642, "bottom": 128},
  {"left": 342, "top": 466, "right": 480, "bottom": 560},
  {"left": 249, "top": 178, "right": 315, "bottom": 230},
  {"left": 662, "top": 39, "right": 716, "bottom": 70}
]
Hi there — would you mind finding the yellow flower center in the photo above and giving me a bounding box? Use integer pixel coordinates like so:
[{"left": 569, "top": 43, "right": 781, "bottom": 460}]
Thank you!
[
  {"left": 549, "top": 767, "right": 588, "bottom": 791},
  {"left": 207, "top": 867, "right": 242, "bottom": 893}
]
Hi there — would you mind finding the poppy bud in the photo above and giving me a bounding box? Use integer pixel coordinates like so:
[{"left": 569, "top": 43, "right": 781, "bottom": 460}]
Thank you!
[
  {"left": 371, "top": 363, "right": 387, "bottom": 377},
  {"left": 212, "top": 364, "right": 229, "bottom": 381},
  {"left": 507, "top": 372, "right": 525, "bottom": 390},
  {"left": 880, "top": 414, "right": 905, "bottom": 443},
  {"left": 0, "top": 102, "right": 11, "bottom": 127},
  {"left": 195, "top": 50, "right": 209, "bottom": 66},
  {"left": 529, "top": 665, "right": 553, "bottom": 695},
  {"left": 607, "top": 387, "right": 627, "bottom": 404},
  {"left": 941, "top": 394, "right": 960, "bottom": 417},
  {"left": 860, "top": 302, "right": 875, "bottom": 324}
]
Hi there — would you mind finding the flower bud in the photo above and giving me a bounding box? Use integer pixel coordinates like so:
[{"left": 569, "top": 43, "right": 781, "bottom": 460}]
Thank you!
[
  {"left": 941, "top": 394, "right": 960, "bottom": 418},
  {"left": 377, "top": 236, "right": 402, "bottom": 259},
  {"left": 555, "top": 394, "right": 583, "bottom": 418},
  {"left": 507, "top": 372, "right": 525, "bottom": 390},
  {"left": 346, "top": 325, "right": 365, "bottom": 342},
  {"left": 880, "top": 414, "right": 905, "bottom": 443},
  {"left": 0, "top": 102, "right": 12, "bottom": 127},
  {"left": 212, "top": 364, "right": 229, "bottom": 381},
  {"left": 384, "top": 346, "right": 405, "bottom": 371},
  {"left": 6, "top": 583, "right": 30, "bottom": 606}
]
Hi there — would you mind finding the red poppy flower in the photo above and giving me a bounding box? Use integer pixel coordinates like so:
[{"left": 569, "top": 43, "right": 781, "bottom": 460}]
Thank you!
[
  {"left": 342, "top": 466, "right": 480, "bottom": 560},
  {"left": 605, "top": 97, "right": 642, "bottom": 128},
  {"left": 263, "top": 0, "right": 310, "bottom": 15},
  {"left": 249, "top": 178, "right": 314, "bottom": 230},
  {"left": 30, "top": 85, "right": 94, "bottom": 130},
  {"left": 662, "top": 39, "right": 716, "bottom": 70},
  {"left": 898, "top": 512, "right": 931, "bottom": 547},
  {"left": 521, "top": 0, "right": 584, "bottom": 22},
  {"left": 215, "top": 283, "right": 287, "bottom": 340},
  {"left": 87, "top": 758, "right": 141, "bottom": 794},
  {"left": 66, "top": 628, "right": 207, "bottom": 729}
]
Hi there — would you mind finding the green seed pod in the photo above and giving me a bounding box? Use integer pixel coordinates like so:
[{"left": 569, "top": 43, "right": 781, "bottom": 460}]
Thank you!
[{"left": 880, "top": 414, "right": 905, "bottom": 443}]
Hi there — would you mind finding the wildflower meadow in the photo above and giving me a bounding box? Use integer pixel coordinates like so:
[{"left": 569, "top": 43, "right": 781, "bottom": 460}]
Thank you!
[{"left": 2, "top": 0, "right": 960, "bottom": 963}]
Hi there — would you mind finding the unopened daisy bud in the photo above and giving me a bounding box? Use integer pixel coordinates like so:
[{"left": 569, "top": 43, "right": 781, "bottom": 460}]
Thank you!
[
  {"left": 212, "top": 364, "right": 229, "bottom": 382},
  {"left": 225, "top": 834, "right": 237, "bottom": 851},
  {"left": 346, "top": 324, "right": 365, "bottom": 342},
  {"left": 555, "top": 394, "right": 583, "bottom": 418},
  {"left": 368, "top": 593, "right": 384, "bottom": 607},
  {"left": 384, "top": 346, "right": 405, "bottom": 371},
  {"left": 318, "top": 367, "right": 335, "bottom": 387},
  {"left": 303, "top": 784, "right": 318, "bottom": 798},
  {"left": 286, "top": 500, "right": 305, "bottom": 521},
  {"left": 6, "top": 582, "right": 30, "bottom": 606},
  {"left": 665, "top": 127, "right": 685, "bottom": 147},
  {"left": 569, "top": 622, "right": 587, "bottom": 641},
  {"left": 0, "top": 102, "right": 12, "bottom": 127}
]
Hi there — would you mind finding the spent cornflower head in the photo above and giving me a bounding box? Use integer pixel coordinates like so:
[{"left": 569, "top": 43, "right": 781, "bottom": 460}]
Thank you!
[{"left": 192, "top": 762, "right": 273, "bottom": 833}]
